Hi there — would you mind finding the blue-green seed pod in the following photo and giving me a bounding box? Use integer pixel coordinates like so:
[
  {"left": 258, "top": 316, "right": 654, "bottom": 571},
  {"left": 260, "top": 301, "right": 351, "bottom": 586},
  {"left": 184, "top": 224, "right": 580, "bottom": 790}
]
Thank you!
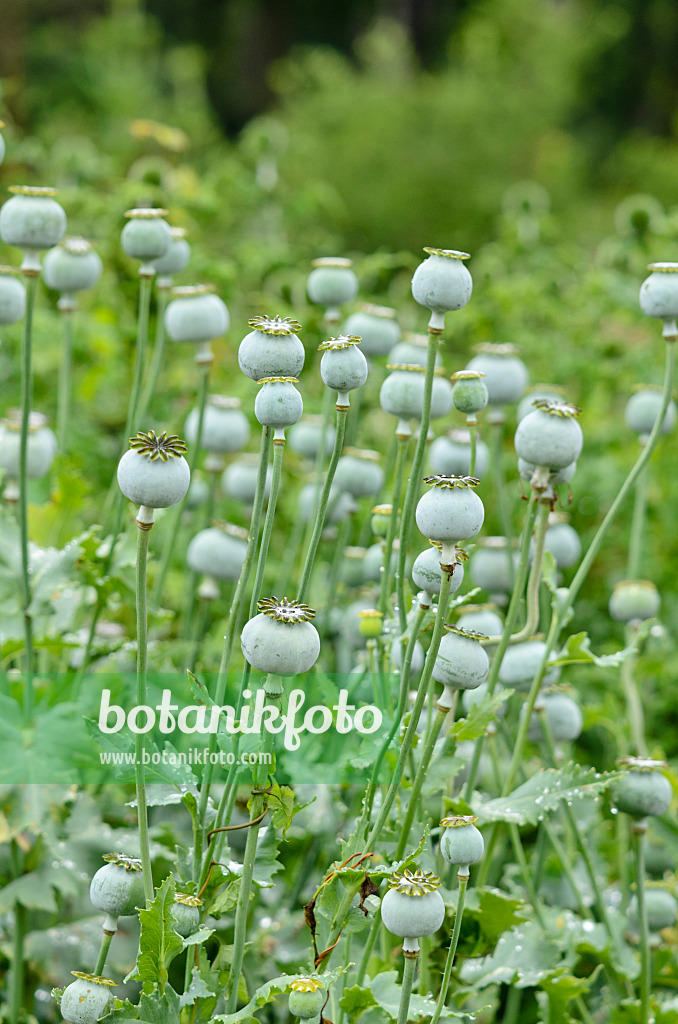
[
  {"left": 451, "top": 370, "right": 488, "bottom": 415},
  {"left": 0, "top": 185, "right": 67, "bottom": 256},
  {"left": 340, "top": 546, "right": 368, "bottom": 587},
  {"left": 60, "top": 973, "right": 116, "bottom": 1024},
  {"left": 344, "top": 304, "right": 400, "bottom": 357},
  {"left": 187, "top": 525, "right": 248, "bottom": 581},
  {"left": 543, "top": 515, "right": 581, "bottom": 570},
  {"left": 498, "top": 640, "right": 561, "bottom": 691},
  {"left": 379, "top": 365, "right": 452, "bottom": 423},
  {"left": 609, "top": 580, "right": 660, "bottom": 622},
  {"left": 151, "top": 227, "right": 190, "bottom": 278},
  {"left": 456, "top": 604, "right": 503, "bottom": 638},
  {"left": 222, "top": 456, "right": 273, "bottom": 503},
  {"left": 185, "top": 395, "right": 250, "bottom": 453},
  {"left": 517, "top": 387, "right": 565, "bottom": 421},
  {"left": 628, "top": 888, "right": 677, "bottom": 933},
  {"left": 625, "top": 387, "right": 677, "bottom": 437},
  {"left": 514, "top": 400, "right": 583, "bottom": 470},
  {"left": 466, "top": 344, "right": 528, "bottom": 406},
  {"left": 254, "top": 377, "right": 303, "bottom": 430},
  {"left": 380, "top": 869, "right": 445, "bottom": 946},
  {"left": 415, "top": 476, "right": 485, "bottom": 552},
  {"left": 241, "top": 597, "right": 320, "bottom": 675},
  {"left": 171, "top": 894, "right": 202, "bottom": 937},
  {"left": 121, "top": 207, "right": 172, "bottom": 264},
  {"left": 613, "top": 758, "right": 672, "bottom": 819},
  {"left": 389, "top": 333, "right": 442, "bottom": 368},
  {"left": 334, "top": 449, "right": 385, "bottom": 498},
  {"left": 639, "top": 262, "right": 678, "bottom": 322},
  {"left": 165, "top": 284, "right": 229, "bottom": 343},
  {"left": 319, "top": 335, "right": 368, "bottom": 394},
  {"left": 411, "top": 545, "right": 465, "bottom": 598},
  {"left": 288, "top": 979, "right": 325, "bottom": 1019},
  {"left": 0, "top": 409, "right": 56, "bottom": 478},
  {"left": 439, "top": 815, "right": 484, "bottom": 869},
  {"left": 462, "top": 680, "right": 506, "bottom": 715},
  {"left": 429, "top": 429, "right": 490, "bottom": 478},
  {"left": 518, "top": 457, "right": 577, "bottom": 487},
  {"left": 470, "top": 538, "right": 519, "bottom": 595},
  {"left": 0, "top": 267, "right": 25, "bottom": 324},
  {"left": 117, "top": 430, "right": 190, "bottom": 510},
  {"left": 288, "top": 416, "right": 336, "bottom": 459},
  {"left": 433, "top": 626, "right": 490, "bottom": 691},
  {"left": 528, "top": 691, "right": 583, "bottom": 743},
  {"left": 90, "top": 853, "right": 144, "bottom": 916},
  {"left": 307, "top": 257, "right": 358, "bottom": 310},
  {"left": 185, "top": 475, "right": 210, "bottom": 510},
  {"left": 297, "top": 481, "right": 355, "bottom": 524},
  {"left": 411, "top": 248, "right": 472, "bottom": 324},
  {"left": 239, "top": 315, "right": 305, "bottom": 381},
  {"left": 362, "top": 540, "right": 399, "bottom": 582},
  {"left": 43, "top": 237, "right": 103, "bottom": 297},
  {"left": 390, "top": 636, "right": 425, "bottom": 679}
]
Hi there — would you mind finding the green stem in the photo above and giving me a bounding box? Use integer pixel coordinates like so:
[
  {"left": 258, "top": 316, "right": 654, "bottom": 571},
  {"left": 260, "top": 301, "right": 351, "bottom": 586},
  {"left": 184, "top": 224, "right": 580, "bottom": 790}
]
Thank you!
[
  {"left": 502, "top": 986, "right": 521, "bottom": 1024},
  {"left": 508, "top": 823, "right": 546, "bottom": 928},
  {"left": 19, "top": 274, "right": 38, "bottom": 722},
  {"left": 356, "top": 910, "right": 381, "bottom": 985},
  {"left": 626, "top": 459, "right": 648, "bottom": 580},
  {"left": 57, "top": 308, "right": 74, "bottom": 452},
  {"left": 430, "top": 875, "right": 467, "bottom": 1024},
  {"left": 138, "top": 285, "right": 169, "bottom": 425},
  {"left": 467, "top": 420, "right": 478, "bottom": 478},
  {"left": 395, "top": 329, "right": 439, "bottom": 633},
  {"left": 396, "top": 953, "right": 418, "bottom": 1024},
  {"left": 94, "top": 927, "right": 115, "bottom": 977},
  {"left": 249, "top": 437, "right": 286, "bottom": 610},
  {"left": 510, "top": 499, "right": 549, "bottom": 643},
  {"left": 10, "top": 901, "right": 26, "bottom": 1022},
  {"left": 631, "top": 827, "right": 651, "bottom": 1024},
  {"left": 490, "top": 420, "right": 515, "bottom": 585},
  {"left": 297, "top": 401, "right": 348, "bottom": 603},
  {"left": 621, "top": 624, "right": 647, "bottom": 757},
  {"left": 134, "top": 521, "right": 154, "bottom": 904},
  {"left": 394, "top": 700, "right": 454, "bottom": 861},
  {"left": 379, "top": 433, "right": 409, "bottom": 619}
]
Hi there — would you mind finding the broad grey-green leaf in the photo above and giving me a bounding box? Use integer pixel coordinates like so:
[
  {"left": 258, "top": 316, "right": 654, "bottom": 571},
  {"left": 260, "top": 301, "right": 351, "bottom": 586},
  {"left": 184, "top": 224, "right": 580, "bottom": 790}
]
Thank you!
[{"left": 476, "top": 763, "right": 625, "bottom": 826}]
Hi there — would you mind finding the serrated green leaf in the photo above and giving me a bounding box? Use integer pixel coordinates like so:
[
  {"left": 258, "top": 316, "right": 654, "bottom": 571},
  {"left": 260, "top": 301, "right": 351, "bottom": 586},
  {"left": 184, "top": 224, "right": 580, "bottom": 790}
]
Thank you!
[
  {"left": 212, "top": 966, "right": 350, "bottom": 1023},
  {"left": 136, "top": 875, "right": 184, "bottom": 992},
  {"left": 549, "top": 622, "right": 653, "bottom": 668},
  {"left": 476, "top": 763, "right": 625, "bottom": 826},
  {"left": 340, "top": 984, "right": 379, "bottom": 1018},
  {"left": 538, "top": 966, "right": 603, "bottom": 1021},
  {"left": 268, "top": 780, "right": 298, "bottom": 837},
  {"left": 369, "top": 971, "right": 487, "bottom": 1020},
  {"left": 451, "top": 688, "right": 513, "bottom": 742},
  {"left": 463, "top": 887, "right": 529, "bottom": 945}
]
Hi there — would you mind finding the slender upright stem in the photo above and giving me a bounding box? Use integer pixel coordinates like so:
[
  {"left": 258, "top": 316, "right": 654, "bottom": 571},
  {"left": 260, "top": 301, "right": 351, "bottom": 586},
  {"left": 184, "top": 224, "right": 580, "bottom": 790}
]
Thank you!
[
  {"left": 626, "top": 459, "right": 648, "bottom": 579},
  {"left": 468, "top": 421, "right": 478, "bottom": 477},
  {"left": 138, "top": 285, "right": 169, "bottom": 425},
  {"left": 430, "top": 876, "right": 467, "bottom": 1024},
  {"left": 57, "top": 308, "right": 74, "bottom": 452},
  {"left": 250, "top": 437, "right": 285, "bottom": 605},
  {"left": 396, "top": 953, "right": 418, "bottom": 1024},
  {"left": 134, "top": 522, "right": 154, "bottom": 903},
  {"left": 297, "top": 402, "right": 348, "bottom": 603},
  {"left": 10, "top": 900, "right": 26, "bottom": 1023},
  {"left": 490, "top": 420, "right": 515, "bottom": 585},
  {"left": 621, "top": 624, "right": 647, "bottom": 757},
  {"left": 508, "top": 824, "right": 546, "bottom": 928},
  {"left": 94, "top": 927, "right": 115, "bottom": 977},
  {"left": 379, "top": 433, "right": 408, "bottom": 619},
  {"left": 631, "top": 827, "right": 651, "bottom": 1024},
  {"left": 18, "top": 274, "right": 38, "bottom": 721}
]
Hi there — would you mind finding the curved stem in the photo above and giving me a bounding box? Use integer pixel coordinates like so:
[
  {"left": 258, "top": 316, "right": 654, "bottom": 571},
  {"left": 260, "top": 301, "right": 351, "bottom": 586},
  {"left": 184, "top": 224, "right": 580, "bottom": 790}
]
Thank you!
[
  {"left": 396, "top": 953, "right": 418, "bottom": 1024},
  {"left": 379, "top": 434, "right": 408, "bottom": 619},
  {"left": 631, "top": 827, "right": 651, "bottom": 1024},
  {"left": 626, "top": 458, "right": 648, "bottom": 579},
  {"left": 430, "top": 875, "right": 467, "bottom": 1024},
  {"left": 508, "top": 499, "right": 549, "bottom": 643},
  {"left": 57, "top": 309, "right": 74, "bottom": 452},
  {"left": 134, "top": 522, "right": 154, "bottom": 903},
  {"left": 19, "top": 274, "right": 38, "bottom": 721}
]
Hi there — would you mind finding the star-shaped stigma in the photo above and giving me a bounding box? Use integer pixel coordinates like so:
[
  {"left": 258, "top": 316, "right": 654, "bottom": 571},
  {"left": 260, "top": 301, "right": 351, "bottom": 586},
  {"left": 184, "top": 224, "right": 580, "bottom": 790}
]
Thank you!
[
  {"left": 249, "top": 314, "right": 302, "bottom": 335},
  {"left": 128, "top": 430, "right": 188, "bottom": 461},
  {"left": 257, "top": 596, "right": 316, "bottom": 623}
]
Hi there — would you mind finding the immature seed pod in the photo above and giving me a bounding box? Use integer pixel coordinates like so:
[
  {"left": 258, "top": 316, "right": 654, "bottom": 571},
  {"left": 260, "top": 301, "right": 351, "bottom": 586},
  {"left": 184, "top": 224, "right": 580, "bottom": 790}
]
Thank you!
[
  {"left": 319, "top": 335, "right": 368, "bottom": 397},
  {"left": 340, "top": 546, "right": 368, "bottom": 587},
  {"left": 389, "top": 332, "right": 442, "bottom": 369},
  {"left": 186, "top": 525, "right": 248, "bottom": 581},
  {"left": 517, "top": 386, "right": 565, "bottom": 422},
  {"left": 297, "top": 481, "right": 355, "bottom": 524},
  {"left": 239, "top": 315, "right": 305, "bottom": 381},
  {"left": 171, "top": 893, "right": 203, "bottom": 937},
  {"left": 307, "top": 257, "right": 358, "bottom": 316},
  {"left": 117, "top": 430, "right": 190, "bottom": 510},
  {"left": 628, "top": 888, "right": 677, "bottom": 933},
  {"left": 411, "top": 248, "right": 472, "bottom": 327},
  {"left": 542, "top": 514, "right": 582, "bottom": 570},
  {"left": 288, "top": 416, "right": 336, "bottom": 459},
  {"left": 0, "top": 186, "right": 67, "bottom": 265},
  {"left": 151, "top": 226, "right": 190, "bottom": 281},
  {"left": 380, "top": 869, "right": 445, "bottom": 950},
  {"left": 254, "top": 377, "right": 303, "bottom": 430},
  {"left": 185, "top": 395, "right": 250, "bottom": 454},
  {"left": 0, "top": 409, "right": 57, "bottom": 479},
  {"left": 451, "top": 370, "right": 488, "bottom": 415},
  {"left": 90, "top": 853, "right": 144, "bottom": 917},
  {"left": 439, "top": 814, "right": 484, "bottom": 872},
  {"left": 344, "top": 303, "right": 400, "bottom": 357},
  {"left": 527, "top": 691, "right": 583, "bottom": 743},
  {"left": 639, "top": 262, "right": 678, "bottom": 332},
  {"left": 241, "top": 596, "right": 320, "bottom": 675},
  {"left": 370, "top": 504, "right": 392, "bottom": 538},
  {"left": 288, "top": 978, "right": 325, "bottom": 1020},
  {"left": 465, "top": 343, "right": 528, "bottom": 406},
  {"left": 379, "top": 364, "right": 452, "bottom": 427},
  {"left": 0, "top": 266, "right": 26, "bottom": 324},
  {"left": 456, "top": 604, "right": 503, "bottom": 638},
  {"left": 411, "top": 544, "right": 446, "bottom": 596},
  {"left": 42, "top": 236, "right": 103, "bottom": 298},
  {"left": 625, "top": 387, "right": 677, "bottom": 438},
  {"left": 608, "top": 580, "right": 660, "bottom": 623},
  {"left": 429, "top": 429, "right": 490, "bottom": 478},
  {"left": 514, "top": 400, "right": 583, "bottom": 471},
  {"left": 433, "top": 626, "right": 490, "bottom": 692},
  {"left": 358, "top": 608, "right": 383, "bottom": 638},
  {"left": 613, "top": 758, "right": 672, "bottom": 819},
  {"left": 362, "top": 541, "right": 398, "bottom": 582},
  {"left": 415, "top": 475, "right": 485, "bottom": 562},
  {"left": 333, "top": 448, "right": 385, "bottom": 498},
  {"left": 165, "top": 284, "right": 229, "bottom": 343},
  {"left": 60, "top": 973, "right": 117, "bottom": 1024},
  {"left": 518, "top": 458, "right": 577, "bottom": 488},
  {"left": 222, "top": 456, "right": 273, "bottom": 503},
  {"left": 498, "top": 640, "right": 561, "bottom": 691},
  {"left": 470, "top": 538, "right": 519, "bottom": 595},
  {"left": 121, "top": 207, "right": 172, "bottom": 265}
]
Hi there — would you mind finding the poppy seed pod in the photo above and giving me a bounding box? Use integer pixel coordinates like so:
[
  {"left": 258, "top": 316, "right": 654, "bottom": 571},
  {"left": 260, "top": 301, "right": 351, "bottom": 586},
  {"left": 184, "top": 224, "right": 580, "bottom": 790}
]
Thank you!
[
  {"left": 121, "top": 207, "right": 172, "bottom": 267},
  {"left": 439, "top": 815, "right": 484, "bottom": 872},
  {"left": 319, "top": 335, "right": 368, "bottom": 398},
  {"left": 389, "top": 333, "right": 442, "bottom": 368},
  {"left": 433, "top": 626, "right": 490, "bottom": 691},
  {"left": 288, "top": 416, "right": 336, "bottom": 459},
  {"left": 241, "top": 597, "right": 320, "bottom": 675},
  {"left": 307, "top": 257, "right": 358, "bottom": 316},
  {"left": 185, "top": 395, "right": 250, "bottom": 454},
  {"left": 380, "top": 365, "right": 452, "bottom": 424},
  {"left": 517, "top": 386, "right": 565, "bottom": 421},
  {"left": 470, "top": 538, "right": 519, "bottom": 595},
  {"left": 333, "top": 448, "right": 385, "bottom": 498},
  {"left": 0, "top": 267, "right": 26, "bottom": 324},
  {"left": 628, "top": 888, "right": 677, "bottom": 933},
  {"left": 625, "top": 387, "right": 677, "bottom": 438},
  {"left": 344, "top": 303, "right": 401, "bottom": 357},
  {"left": 152, "top": 226, "right": 190, "bottom": 280},
  {"left": 528, "top": 691, "right": 583, "bottom": 743},
  {"left": 411, "top": 544, "right": 465, "bottom": 598},
  {"left": 239, "top": 315, "right": 305, "bottom": 381},
  {"left": 609, "top": 580, "right": 660, "bottom": 623},
  {"left": 43, "top": 236, "right": 103, "bottom": 298},
  {"left": 390, "top": 635, "right": 426, "bottom": 679},
  {"left": 380, "top": 869, "right": 445, "bottom": 951},
  {"left": 60, "top": 973, "right": 117, "bottom": 1024},
  {"left": 171, "top": 894, "right": 202, "bottom": 937},
  {"left": 165, "top": 285, "right": 229, "bottom": 343},
  {"left": 90, "top": 853, "right": 144, "bottom": 917},
  {"left": 498, "top": 640, "right": 561, "bottom": 691},
  {"left": 186, "top": 525, "right": 248, "bottom": 581},
  {"left": 456, "top": 603, "right": 503, "bottom": 639},
  {"left": 518, "top": 458, "right": 577, "bottom": 488},
  {"left": 288, "top": 978, "right": 325, "bottom": 1020},
  {"left": 429, "top": 429, "right": 490, "bottom": 478},
  {"left": 466, "top": 344, "right": 529, "bottom": 406},
  {"left": 514, "top": 400, "right": 583, "bottom": 471},
  {"left": 415, "top": 475, "right": 485, "bottom": 562},
  {"left": 254, "top": 377, "right": 303, "bottom": 431},
  {"left": 639, "top": 262, "right": 678, "bottom": 334},
  {"left": 543, "top": 515, "right": 582, "bottom": 570},
  {"left": 451, "top": 369, "right": 489, "bottom": 416},
  {"left": 613, "top": 758, "right": 672, "bottom": 819},
  {"left": 298, "top": 482, "right": 356, "bottom": 524},
  {"left": 222, "top": 456, "right": 273, "bottom": 503},
  {"left": 117, "top": 430, "right": 190, "bottom": 511},
  {"left": 0, "top": 409, "right": 57, "bottom": 479},
  {"left": 0, "top": 186, "right": 67, "bottom": 267},
  {"left": 411, "top": 248, "right": 472, "bottom": 329}
]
